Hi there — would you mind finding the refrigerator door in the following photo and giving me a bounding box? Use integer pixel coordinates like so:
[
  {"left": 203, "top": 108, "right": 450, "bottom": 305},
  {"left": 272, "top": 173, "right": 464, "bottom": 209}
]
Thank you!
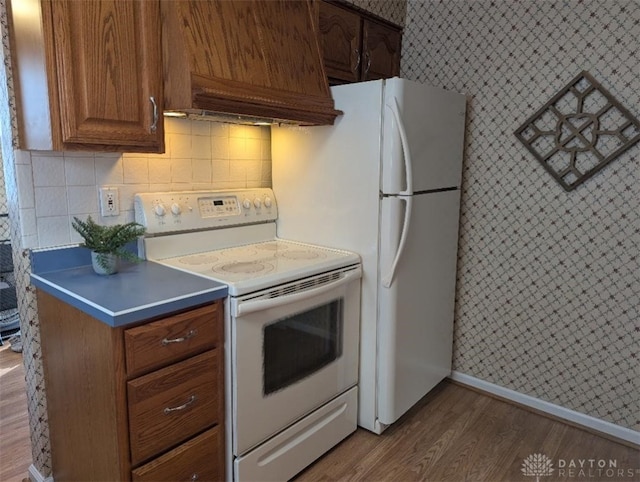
[
  {"left": 381, "top": 77, "right": 467, "bottom": 194},
  {"left": 377, "top": 189, "right": 460, "bottom": 425}
]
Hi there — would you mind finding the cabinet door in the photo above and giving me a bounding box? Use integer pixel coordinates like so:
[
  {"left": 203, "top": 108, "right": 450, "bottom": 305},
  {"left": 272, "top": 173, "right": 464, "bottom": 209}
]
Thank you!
[
  {"left": 361, "top": 19, "right": 401, "bottom": 81},
  {"left": 317, "top": 1, "right": 362, "bottom": 83},
  {"left": 43, "top": 0, "right": 164, "bottom": 152}
]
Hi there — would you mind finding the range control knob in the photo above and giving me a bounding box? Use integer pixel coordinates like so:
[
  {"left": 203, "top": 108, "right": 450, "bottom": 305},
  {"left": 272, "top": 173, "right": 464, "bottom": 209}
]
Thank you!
[
  {"left": 242, "top": 199, "right": 252, "bottom": 210},
  {"left": 171, "top": 203, "right": 181, "bottom": 215},
  {"left": 253, "top": 198, "right": 262, "bottom": 209},
  {"left": 154, "top": 203, "right": 166, "bottom": 216},
  {"left": 264, "top": 197, "right": 272, "bottom": 208}
]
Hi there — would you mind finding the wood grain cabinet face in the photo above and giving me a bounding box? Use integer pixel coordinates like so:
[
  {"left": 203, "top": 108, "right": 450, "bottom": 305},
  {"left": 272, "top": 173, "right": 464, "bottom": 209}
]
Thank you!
[
  {"left": 361, "top": 19, "right": 402, "bottom": 81},
  {"left": 317, "top": 1, "right": 362, "bottom": 83},
  {"left": 128, "top": 350, "right": 221, "bottom": 465},
  {"left": 316, "top": 1, "right": 402, "bottom": 84},
  {"left": 37, "top": 291, "right": 225, "bottom": 481},
  {"left": 132, "top": 427, "right": 223, "bottom": 482},
  {"left": 41, "top": 0, "right": 164, "bottom": 152},
  {"left": 124, "top": 303, "right": 220, "bottom": 378}
]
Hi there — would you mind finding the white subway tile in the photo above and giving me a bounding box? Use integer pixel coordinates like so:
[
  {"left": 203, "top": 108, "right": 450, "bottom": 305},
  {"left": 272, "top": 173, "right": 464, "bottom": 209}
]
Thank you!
[
  {"left": 95, "top": 156, "right": 124, "bottom": 184},
  {"left": 16, "top": 164, "right": 35, "bottom": 209},
  {"left": 261, "top": 160, "right": 272, "bottom": 183},
  {"left": 119, "top": 184, "right": 149, "bottom": 212},
  {"left": 211, "top": 160, "right": 230, "bottom": 181},
  {"left": 192, "top": 159, "right": 212, "bottom": 182},
  {"left": 21, "top": 234, "right": 39, "bottom": 250},
  {"left": 229, "top": 160, "right": 247, "bottom": 182},
  {"left": 171, "top": 159, "right": 192, "bottom": 183},
  {"left": 148, "top": 158, "right": 171, "bottom": 183},
  {"left": 211, "top": 137, "right": 229, "bottom": 159},
  {"left": 37, "top": 216, "right": 71, "bottom": 247},
  {"left": 228, "top": 124, "right": 248, "bottom": 139},
  {"left": 192, "top": 137, "right": 212, "bottom": 159},
  {"left": 35, "top": 187, "right": 68, "bottom": 217},
  {"left": 170, "top": 133, "right": 192, "bottom": 159},
  {"left": 244, "top": 125, "right": 263, "bottom": 140},
  {"left": 19, "top": 208, "right": 37, "bottom": 237},
  {"left": 67, "top": 186, "right": 98, "bottom": 215},
  {"left": 210, "top": 122, "right": 229, "bottom": 138},
  {"left": 245, "top": 138, "right": 261, "bottom": 160},
  {"left": 191, "top": 120, "right": 210, "bottom": 137},
  {"left": 261, "top": 138, "right": 272, "bottom": 160},
  {"left": 165, "top": 117, "right": 192, "bottom": 135},
  {"left": 14, "top": 149, "right": 32, "bottom": 165},
  {"left": 123, "top": 157, "right": 149, "bottom": 184},
  {"left": 229, "top": 137, "right": 246, "bottom": 160},
  {"left": 32, "top": 155, "right": 65, "bottom": 187},
  {"left": 149, "top": 183, "right": 172, "bottom": 192},
  {"left": 64, "top": 155, "right": 96, "bottom": 186},
  {"left": 245, "top": 160, "right": 262, "bottom": 181}
]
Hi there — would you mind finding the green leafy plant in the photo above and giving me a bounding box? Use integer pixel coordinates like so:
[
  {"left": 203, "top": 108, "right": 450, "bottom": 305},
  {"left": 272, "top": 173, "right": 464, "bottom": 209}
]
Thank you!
[{"left": 72, "top": 216, "right": 146, "bottom": 270}]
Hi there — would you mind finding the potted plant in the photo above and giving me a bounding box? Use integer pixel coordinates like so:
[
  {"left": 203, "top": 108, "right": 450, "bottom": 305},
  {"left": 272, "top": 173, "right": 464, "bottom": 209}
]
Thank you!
[{"left": 72, "top": 216, "right": 146, "bottom": 275}]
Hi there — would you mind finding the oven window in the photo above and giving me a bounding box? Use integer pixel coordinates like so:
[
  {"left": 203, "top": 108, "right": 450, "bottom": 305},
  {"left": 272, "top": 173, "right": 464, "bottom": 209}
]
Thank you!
[{"left": 263, "top": 299, "right": 343, "bottom": 395}]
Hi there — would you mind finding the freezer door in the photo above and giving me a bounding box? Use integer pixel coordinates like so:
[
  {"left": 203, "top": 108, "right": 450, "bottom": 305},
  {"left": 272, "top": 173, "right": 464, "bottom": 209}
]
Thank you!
[
  {"left": 381, "top": 77, "right": 467, "bottom": 194},
  {"left": 377, "top": 190, "right": 460, "bottom": 425}
]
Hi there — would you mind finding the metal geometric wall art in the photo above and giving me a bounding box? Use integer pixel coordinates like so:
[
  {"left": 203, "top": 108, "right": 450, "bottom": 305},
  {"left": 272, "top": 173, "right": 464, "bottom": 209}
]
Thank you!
[{"left": 515, "top": 71, "right": 640, "bottom": 191}]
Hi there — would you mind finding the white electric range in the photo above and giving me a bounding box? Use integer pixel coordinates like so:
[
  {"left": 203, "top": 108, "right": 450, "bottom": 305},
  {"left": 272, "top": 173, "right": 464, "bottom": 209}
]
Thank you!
[{"left": 135, "top": 188, "right": 361, "bottom": 482}]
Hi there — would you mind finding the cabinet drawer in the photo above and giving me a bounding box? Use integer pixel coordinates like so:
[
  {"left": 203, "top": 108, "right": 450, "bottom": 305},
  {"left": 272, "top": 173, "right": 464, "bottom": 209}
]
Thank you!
[
  {"left": 128, "top": 350, "right": 221, "bottom": 464},
  {"left": 132, "top": 426, "right": 223, "bottom": 482},
  {"left": 125, "top": 303, "right": 220, "bottom": 377}
]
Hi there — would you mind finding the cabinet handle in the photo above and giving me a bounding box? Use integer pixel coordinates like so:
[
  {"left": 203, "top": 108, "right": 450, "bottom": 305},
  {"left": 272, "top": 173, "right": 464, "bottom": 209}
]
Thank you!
[
  {"left": 161, "top": 329, "right": 197, "bottom": 346},
  {"left": 149, "top": 96, "right": 158, "bottom": 133},
  {"left": 353, "top": 48, "right": 361, "bottom": 73},
  {"left": 190, "top": 474, "right": 199, "bottom": 481},
  {"left": 163, "top": 395, "right": 196, "bottom": 414},
  {"left": 364, "top": 51, "right": 371, "bottom": 77}
]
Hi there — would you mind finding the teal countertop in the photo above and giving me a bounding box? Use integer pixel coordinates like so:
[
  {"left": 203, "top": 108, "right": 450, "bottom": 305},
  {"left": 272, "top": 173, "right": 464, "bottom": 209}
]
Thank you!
[{"left": 30, "top": 246, "right": 228, "bottom": 327}]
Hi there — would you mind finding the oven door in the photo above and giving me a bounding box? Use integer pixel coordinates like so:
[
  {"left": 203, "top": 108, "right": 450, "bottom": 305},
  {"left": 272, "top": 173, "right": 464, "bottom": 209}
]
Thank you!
[{"left": 230, "top": 265, "right": 361, "bottom": 456}]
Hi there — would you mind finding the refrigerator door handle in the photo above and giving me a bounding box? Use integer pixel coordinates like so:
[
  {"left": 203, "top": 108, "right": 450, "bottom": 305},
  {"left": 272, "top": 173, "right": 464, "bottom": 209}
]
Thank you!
[
  {"left": 386, "top": 98, "right": 413, "bottom": 196},
  {"left": 382, "top": 196, "right": 413, "bottom": 288}
]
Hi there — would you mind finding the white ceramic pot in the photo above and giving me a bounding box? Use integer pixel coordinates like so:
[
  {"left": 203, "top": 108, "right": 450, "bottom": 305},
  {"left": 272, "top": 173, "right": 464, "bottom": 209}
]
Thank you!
[{"left": 91, "top": 251, "right": 118, "bottom": 275}]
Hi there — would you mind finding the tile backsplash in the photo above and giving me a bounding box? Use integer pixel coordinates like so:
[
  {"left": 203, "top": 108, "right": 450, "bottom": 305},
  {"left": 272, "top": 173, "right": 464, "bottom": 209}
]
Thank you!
[{"left": 17, "top": 118, "right": 271, "bottom": 248}]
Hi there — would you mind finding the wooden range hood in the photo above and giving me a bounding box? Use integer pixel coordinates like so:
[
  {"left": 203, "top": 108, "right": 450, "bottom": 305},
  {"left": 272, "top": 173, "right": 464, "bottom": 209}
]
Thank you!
[{"left": 162, "top": 0, "right": 341, "bottom": 126}]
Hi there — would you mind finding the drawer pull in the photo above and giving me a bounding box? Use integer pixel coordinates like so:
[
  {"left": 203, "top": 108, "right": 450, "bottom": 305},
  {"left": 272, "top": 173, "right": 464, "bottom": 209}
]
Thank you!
[
  {"left": 191, "top": 474, "right": 199, "bottom": 481},
  {"left": 161, "top": 329, "right": 197, "bottom": 346},
  {"left": 163, "top": 395, "right": 196, "bottom": 414}
]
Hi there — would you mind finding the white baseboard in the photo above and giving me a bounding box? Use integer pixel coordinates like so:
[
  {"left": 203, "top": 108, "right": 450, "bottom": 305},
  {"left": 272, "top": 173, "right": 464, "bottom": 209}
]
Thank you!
[
  {"left": 450, "top": 371, "right": 640, "bottom": 446},
  {"left": 28, "top": 464, "right": 54, "bottom": 482}
]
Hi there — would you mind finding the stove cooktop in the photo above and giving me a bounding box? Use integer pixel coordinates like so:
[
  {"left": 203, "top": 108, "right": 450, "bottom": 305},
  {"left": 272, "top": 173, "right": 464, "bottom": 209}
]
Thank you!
[{"left": 155, "top": 239, "right": 360, "bottom": 296}]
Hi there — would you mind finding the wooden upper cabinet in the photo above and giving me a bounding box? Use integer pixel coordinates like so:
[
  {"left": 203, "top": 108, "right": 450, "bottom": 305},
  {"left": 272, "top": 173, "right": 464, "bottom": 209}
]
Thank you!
[
  {"left": 10, "top": 0, "right": 164, "bottom": 152},
  {"left": 317, "top": 1, "right": 362, "bottom": 83},
  {"left": 316, "top": 0, "right": 402, "bottom": 85},
  {"left": 361, "top": 18, "right": 402, "bottom": 81},
  {"left": 42, "top": 0, "right": 164, "bottom": 152},
  {"left": 162, "top": 0, "right": 340, "bottom": 125}
]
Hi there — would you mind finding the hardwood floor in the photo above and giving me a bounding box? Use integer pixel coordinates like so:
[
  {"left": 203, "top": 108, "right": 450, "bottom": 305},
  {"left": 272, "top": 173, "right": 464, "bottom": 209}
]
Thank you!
[
  {"left": 0, "top": 343, "right": 31, "bottom": 482},
  {"left": 0, "top": 348, "right": 637, "bottom": 482},
  {"left": 295, "top": 381, "right": 640, "bottom": 482}
]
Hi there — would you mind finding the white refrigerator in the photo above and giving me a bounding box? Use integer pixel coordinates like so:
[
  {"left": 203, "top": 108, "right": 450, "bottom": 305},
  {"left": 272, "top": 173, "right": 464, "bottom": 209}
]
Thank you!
[{"left": 271, "top": 77, "right": 466, "bottom": 434}]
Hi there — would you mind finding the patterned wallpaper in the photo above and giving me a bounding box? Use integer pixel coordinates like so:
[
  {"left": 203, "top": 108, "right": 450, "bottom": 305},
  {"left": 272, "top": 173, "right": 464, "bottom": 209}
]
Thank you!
[{"left": 402, "top": 0, "right": 639, "bottom": 430}]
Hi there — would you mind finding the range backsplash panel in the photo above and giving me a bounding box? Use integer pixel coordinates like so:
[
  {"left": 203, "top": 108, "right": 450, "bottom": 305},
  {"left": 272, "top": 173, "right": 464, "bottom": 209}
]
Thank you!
[{"left": 402, "top": 0, "right": 639, "bottom": 431}]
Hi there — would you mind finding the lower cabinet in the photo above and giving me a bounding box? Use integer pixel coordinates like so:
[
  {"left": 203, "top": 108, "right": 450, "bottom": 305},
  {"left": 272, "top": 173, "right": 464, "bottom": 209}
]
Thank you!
[{"left": 37, "top": 291, "right": 225, "bottom": 481}]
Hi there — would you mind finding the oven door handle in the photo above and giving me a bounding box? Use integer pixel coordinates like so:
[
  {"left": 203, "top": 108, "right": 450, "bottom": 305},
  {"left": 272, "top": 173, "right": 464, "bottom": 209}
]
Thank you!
[{"left": 233, "top": 267, "right": 361, "bottom": 317}]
